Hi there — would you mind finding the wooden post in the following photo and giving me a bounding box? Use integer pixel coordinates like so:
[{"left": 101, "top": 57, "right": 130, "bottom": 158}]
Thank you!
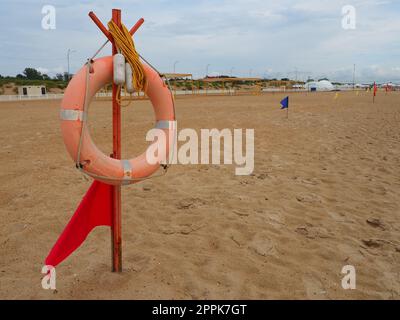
[
  {"left": 88, "top": 10, "right": 144, "bottom": 273},
  {"left": 111, "top": 8, "right": 122, "bottom": 273},
  {"left": 129, "top": 18, "right": 145, "bottom": 36}
]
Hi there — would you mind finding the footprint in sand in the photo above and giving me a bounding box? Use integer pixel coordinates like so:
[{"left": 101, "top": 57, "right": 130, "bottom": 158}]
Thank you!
[
  {"left": 125, "top": 253, "right": 152, "bottom": 272},
  {"left": 256, "top": 173, "right": 269, "bottom": 180},
  {"left": 326, "top": 211, "right": 344, "bottom": 221},
  {"left": 229, "top": 227, "right": 253, "bottom": 248},
  {"left": 248, "top": 239, "right": 276, "bottom": 258},
  {"left": 302, "top": 275, "right": 328, "bottom": 300},
  {"left": 233, "top": 210, "right": 250, "bottom": 217},
  {"left": 300, "top": 178, "right": 319, "bottom": 186},
  {"left": 161, "top": 223, "right": 204, "bottom": 236},
  {"left": 366, "top": 218, "right": 386, "bottom": 231},
  {"left": 247, "top": 233, "right": 277, "bottom": 258},
  {"left": 296, "top": 193, "right": 322, "bottom": 204},
  {"left": 176, "top": 198, "right": 206, "bottom": 210},
  {"left": 295, "top": 225, "right": 332, "bottom": 239},
  {"left": 361, "top": 239, "right": 383, "bottom": 248}
]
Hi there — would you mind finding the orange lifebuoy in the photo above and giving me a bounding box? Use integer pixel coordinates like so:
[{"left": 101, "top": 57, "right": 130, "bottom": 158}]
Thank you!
[{"left": 60, "top": 56, "right": 176, "bottom": 185}]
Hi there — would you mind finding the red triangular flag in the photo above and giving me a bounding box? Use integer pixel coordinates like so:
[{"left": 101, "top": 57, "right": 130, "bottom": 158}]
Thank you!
[{"left": 45, "top": 181, "right": 113, "bottom": 267}]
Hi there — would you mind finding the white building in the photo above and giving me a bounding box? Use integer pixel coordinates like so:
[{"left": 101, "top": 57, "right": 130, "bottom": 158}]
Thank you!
[
  {"left": 305, "top": 80, "right": 335, "bottom": 91},
  {"left": 17, "top": 85, "right": 47, "bottom": 96}
]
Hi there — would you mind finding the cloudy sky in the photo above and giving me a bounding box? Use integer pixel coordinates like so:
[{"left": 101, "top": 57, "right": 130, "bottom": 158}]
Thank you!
[{"left": 0, "top": 0, "right": 399, "bottom": 82}]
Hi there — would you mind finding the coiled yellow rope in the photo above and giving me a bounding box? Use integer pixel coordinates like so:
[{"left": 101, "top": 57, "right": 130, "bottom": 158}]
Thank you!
[{"left": 108, "top": 20, "right": 147, "bottom": 93}]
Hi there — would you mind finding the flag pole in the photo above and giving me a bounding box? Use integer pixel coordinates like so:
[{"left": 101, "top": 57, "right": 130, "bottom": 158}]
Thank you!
[
  {"left": 373, "top": 84, "right": 375, "bottom": 104},
  {"left": 287, "top": 96, "right": 289, "bottom": 119},
  {"left": 111, "top": 8, "right": 122, "bottom": 273}
]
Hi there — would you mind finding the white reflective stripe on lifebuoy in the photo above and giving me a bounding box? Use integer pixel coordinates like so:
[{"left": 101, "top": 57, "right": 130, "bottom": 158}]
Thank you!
[
  {"left": 60, "top": 110, "right": 85, "bottom": 121},
  {"left": 122, "top": 160, "right": 132, "bottom": 184},
  {"left": 155, "top": 120, "right": 176, "bottom": 129}
]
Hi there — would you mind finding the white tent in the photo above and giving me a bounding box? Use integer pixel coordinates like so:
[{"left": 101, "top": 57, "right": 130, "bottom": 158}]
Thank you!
[{"left": 305, "top": 80, "right": 335, "bottom": 91}]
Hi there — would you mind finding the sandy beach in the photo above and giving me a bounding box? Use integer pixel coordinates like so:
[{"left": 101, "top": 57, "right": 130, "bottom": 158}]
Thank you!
[{"left": 0, "top": 91, "right": 399, "bottom": 299}]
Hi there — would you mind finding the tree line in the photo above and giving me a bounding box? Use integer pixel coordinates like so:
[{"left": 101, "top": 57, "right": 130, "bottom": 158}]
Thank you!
[{"left": 0, "top": 68, "right": 70, "bottom": 82}]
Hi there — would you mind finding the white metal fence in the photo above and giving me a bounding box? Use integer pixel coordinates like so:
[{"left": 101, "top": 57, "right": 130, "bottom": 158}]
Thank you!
[
  {"left": 0, "top": 94, "right": 65, "bottom": 102},
  {"left": 0, "top": 89, "right": 238, "bottom": 102},
  {"left": 0, "top": 87, "right": 362, "bottom": 103}
]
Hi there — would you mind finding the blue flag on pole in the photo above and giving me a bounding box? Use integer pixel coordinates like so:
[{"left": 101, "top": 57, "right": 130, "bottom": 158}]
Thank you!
[{"left": 280, "top": 96, "right": 289, "bottom": 109}]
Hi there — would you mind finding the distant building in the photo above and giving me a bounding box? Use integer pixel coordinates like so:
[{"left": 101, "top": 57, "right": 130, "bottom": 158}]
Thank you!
[
  {"left": 305, "top": 80, "right": 335, "bottom": 91},
  {"left": 17, "top": 85, "right": 47, "bottom": 96}
]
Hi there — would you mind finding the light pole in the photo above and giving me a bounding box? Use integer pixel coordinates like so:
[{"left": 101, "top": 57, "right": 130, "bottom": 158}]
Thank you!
[
  {"left": 173, "top": 60, "right": 179, "bottom": 74},
  {"left": 205, "top": 64, "right": 211, "bottom": 95},
  {"left": 206, "top": 64, "right": 211, "bottom": 78},
  {"left": 353, "top": 64, "right": 356, "bottom": 90},
  {"left": 67, "top": 49, "right": 76, "bottom": 81},
  {"left": 230, "top": 67, "right": 234, "bottom": 77}
]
